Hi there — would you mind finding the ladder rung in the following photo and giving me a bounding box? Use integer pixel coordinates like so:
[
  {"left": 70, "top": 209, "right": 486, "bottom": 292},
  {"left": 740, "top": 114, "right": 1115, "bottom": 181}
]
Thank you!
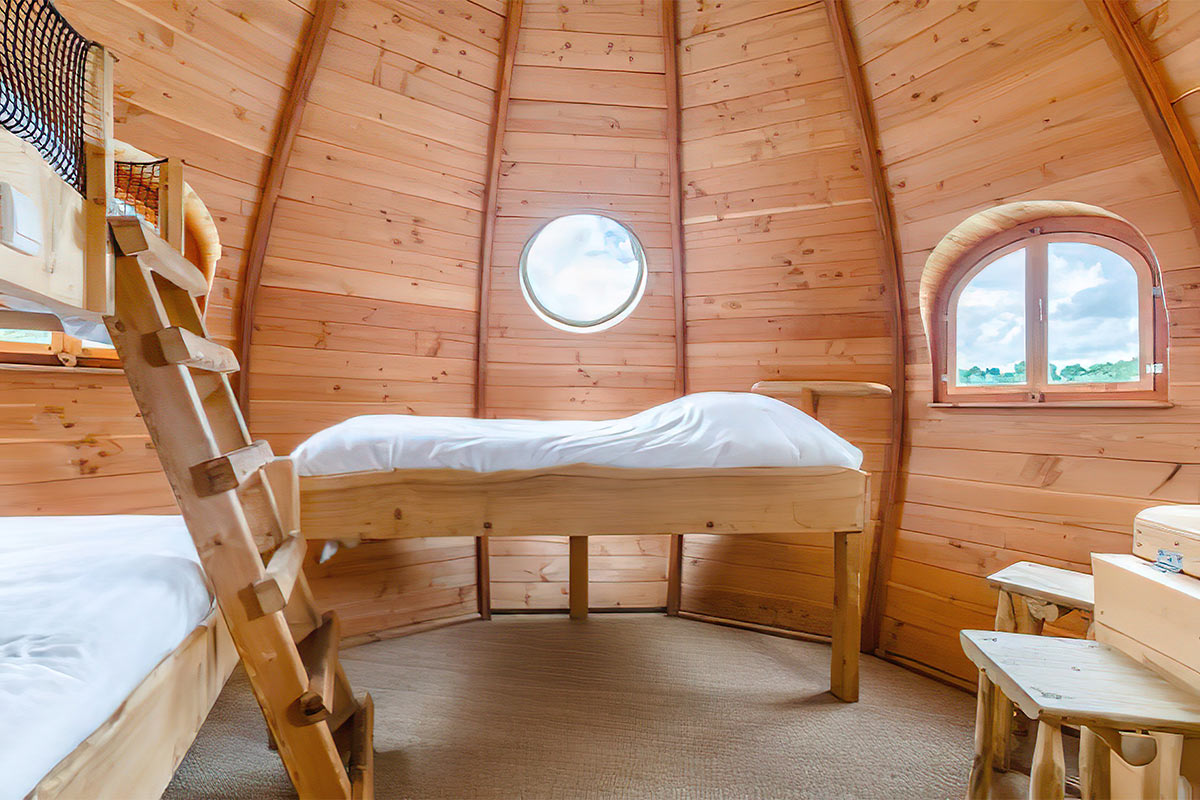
[
  {"left": 154, "top": 326, "right": 239, "bottom": 373},
  {"left": 109, "top": 215, "right": 209, "bottom": 296},
  {"left": 349, "top": 694, "right": 375, "bottom": 800},
  {"left": 295, "top": 611, "right": 340, "bottom": 725},
  {"left": 191, "top": 440, "right": 273, "bottom": 496},
  {"left": 248, "top": 535, "right": 306, "bottom": 618}
]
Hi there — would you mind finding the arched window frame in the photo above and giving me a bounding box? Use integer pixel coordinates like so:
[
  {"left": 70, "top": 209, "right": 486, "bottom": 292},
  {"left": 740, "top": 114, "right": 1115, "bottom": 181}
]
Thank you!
[{"left": 932, "top": 216, "right": 1168, "bottom": 406}]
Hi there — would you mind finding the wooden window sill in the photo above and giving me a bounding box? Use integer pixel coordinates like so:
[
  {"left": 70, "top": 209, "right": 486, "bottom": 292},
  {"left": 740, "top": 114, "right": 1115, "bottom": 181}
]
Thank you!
[
  {"left": 929, "top": 400, "right": 1174, "bottom": 409},
  {"left": 0, "top": 361, "right": 121, "bottom": 375}
]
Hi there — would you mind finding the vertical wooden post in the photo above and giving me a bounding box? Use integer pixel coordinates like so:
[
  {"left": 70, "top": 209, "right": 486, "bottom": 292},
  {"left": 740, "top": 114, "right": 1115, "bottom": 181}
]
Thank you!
[
  {"left": 159, "top": 156, "right": 185, "bottom": 254},
  {"left": 83, "top": 47, "right": 114, "bottom": 316},
  {"left": 476, "top": 536, "right": 491, "bottom": 620},
  {"left": 666, "top": 534, "right": 682, "bottom": 615},
  {"left": 568, "top": 536, "right": 588, "bottom": 620}
]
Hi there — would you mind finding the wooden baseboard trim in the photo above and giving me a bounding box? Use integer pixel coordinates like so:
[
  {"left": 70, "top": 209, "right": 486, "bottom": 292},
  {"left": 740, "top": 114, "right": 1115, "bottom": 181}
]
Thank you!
[
  {"left": 872, "top": 650, "right": 974, "bottom": 693},
  {"left": 675, "top": 611, "right": 833, "bottom": 646},
  {"left": 491, "top": 607, "right": 667, "bottom": 616},
  {"left": 340, "top": 612, "right": 482, "bottom": 649}
]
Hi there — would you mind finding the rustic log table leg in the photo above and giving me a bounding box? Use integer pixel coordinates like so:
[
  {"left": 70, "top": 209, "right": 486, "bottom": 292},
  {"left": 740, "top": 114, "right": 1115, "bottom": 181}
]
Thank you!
[
  {"left": 568, "top": 536, "right": 588, "bottom": 620},
  {"left": 830, "top": 530, "right": 860, "bottom": 702},
  {"left": 968, "top": 672, "right": 997, "bottom": 800},
  {"left": 1030, "top": 719, "right": 1065, "bottom": 800},
  {"left": 1079, "top": 726, "right": 1111, "bottom": 800}
]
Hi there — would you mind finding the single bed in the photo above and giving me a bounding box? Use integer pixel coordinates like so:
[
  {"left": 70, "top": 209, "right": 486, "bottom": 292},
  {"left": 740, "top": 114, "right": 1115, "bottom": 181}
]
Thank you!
[
  {"left": 294, "top": 392, "right": 872, "bottom": 702},
  {"left": 2, "top": 516, "right": 237, "bottom": 800}
]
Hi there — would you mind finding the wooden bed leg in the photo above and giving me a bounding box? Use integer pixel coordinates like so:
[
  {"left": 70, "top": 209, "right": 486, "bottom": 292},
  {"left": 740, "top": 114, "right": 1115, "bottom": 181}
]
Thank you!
[
  {"left": 476, "top": 536, "right": 491, "bottom": 620},
  {"left": 569, "top": 536, "right": 588, "bottom": 620},
  {"left": 666, "top": 534, "right": 682, "bottom": 616},
  {"left": 830, "top": 530, "right": 861, "bottom": 702}
]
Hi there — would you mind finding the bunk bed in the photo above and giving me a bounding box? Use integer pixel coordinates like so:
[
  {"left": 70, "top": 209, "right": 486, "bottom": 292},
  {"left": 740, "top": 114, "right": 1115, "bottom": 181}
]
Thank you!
[
  {"left": 2, "top": 2, "right": 373, "bottom": 796},
  {"left": 293, "top": 392, "right": 873, "bottom": 702}
]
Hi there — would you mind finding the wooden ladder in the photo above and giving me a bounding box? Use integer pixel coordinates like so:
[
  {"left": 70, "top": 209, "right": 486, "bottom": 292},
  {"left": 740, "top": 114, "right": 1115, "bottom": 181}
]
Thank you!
[{"left": 102, "top": 217, "right": 374, "bottom": 799}]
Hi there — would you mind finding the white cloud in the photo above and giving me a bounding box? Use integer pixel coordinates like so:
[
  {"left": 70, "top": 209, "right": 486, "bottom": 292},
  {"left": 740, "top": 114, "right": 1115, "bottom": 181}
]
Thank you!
[{"left": 523, "top": 215, "right": 643, "bottom": 325}]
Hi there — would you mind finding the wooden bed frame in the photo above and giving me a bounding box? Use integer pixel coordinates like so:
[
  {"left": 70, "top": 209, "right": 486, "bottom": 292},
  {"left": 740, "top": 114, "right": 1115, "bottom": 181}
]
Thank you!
[
  {"left": 300, "top": 463, "right": 870, "bottom": 702},
  {"left": 30, "top": 608, "right": 239, "bottom": 800}
]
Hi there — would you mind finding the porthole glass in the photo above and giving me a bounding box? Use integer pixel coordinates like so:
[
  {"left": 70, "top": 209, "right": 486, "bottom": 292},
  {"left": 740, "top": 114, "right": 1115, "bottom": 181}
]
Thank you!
[{"left": 518, "top": 214, "right": 647, "bottom": 333}]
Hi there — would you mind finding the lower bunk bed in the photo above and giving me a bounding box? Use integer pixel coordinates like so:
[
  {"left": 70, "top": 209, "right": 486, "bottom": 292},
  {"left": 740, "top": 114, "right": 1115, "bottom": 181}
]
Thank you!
[
  {"left": 293, "top": 391, "right": 872, "bottom": 702},
  {"left": 3, "top": 516, "right": 238, "bottom": 800}
]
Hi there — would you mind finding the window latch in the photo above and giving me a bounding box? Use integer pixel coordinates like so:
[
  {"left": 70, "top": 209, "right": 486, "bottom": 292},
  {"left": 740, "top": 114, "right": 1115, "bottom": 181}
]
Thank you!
[
  {"left": 1147, "top": 362, "right": 1164, "bottom": 374},
  {"left": 1152, "top": 286, "right": 1163, "bottom": 298}
]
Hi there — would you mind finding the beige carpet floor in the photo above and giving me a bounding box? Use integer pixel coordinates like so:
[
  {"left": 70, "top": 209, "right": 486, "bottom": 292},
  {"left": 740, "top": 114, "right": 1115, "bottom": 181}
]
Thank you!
[{"left": 164, "top": 614, "right": 978, "bottom": 799}]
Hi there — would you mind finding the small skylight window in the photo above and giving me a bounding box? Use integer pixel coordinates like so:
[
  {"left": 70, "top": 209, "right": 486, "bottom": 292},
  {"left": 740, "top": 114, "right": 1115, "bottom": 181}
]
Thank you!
[{"left": 518, "top": 214, "right": 647, "bottom": 333}]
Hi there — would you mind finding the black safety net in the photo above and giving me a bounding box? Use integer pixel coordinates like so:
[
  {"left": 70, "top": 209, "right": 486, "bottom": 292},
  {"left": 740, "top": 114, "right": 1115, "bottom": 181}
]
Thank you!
[
  {"left": 0, "top": 0, "right": 93, "bottom": 194},
  {"left": 115, "top": 159, "right": 165, "bottom": 225}
]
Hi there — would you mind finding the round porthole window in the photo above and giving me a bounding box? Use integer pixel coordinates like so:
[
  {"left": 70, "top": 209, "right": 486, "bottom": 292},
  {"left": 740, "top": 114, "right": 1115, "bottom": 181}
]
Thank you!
[{"left": 518, "top": 213, "right": 647, "bottom": 333}]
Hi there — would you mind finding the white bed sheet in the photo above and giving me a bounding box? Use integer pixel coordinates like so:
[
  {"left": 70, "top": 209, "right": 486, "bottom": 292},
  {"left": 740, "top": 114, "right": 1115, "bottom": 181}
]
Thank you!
[
  {"left": 0, "top": 515, "right": 212, "bottom": 799},
  {"left": 292, "top": 391, "right": 864, "bottom": 476}
]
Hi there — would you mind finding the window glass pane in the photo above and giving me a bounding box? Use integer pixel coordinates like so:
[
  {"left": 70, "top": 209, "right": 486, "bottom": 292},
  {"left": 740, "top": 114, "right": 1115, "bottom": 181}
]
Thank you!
[
  {"left": 1047, "top": 241, "right": 1139, "bottom": 384},
  {"left": 0, "top": 328, "right": 51, "bottom": 345},
  {"left": 955, "top": 248, "right": 1026, "bottom": 386},
  {"left": 520, "top": 214, "right": 646, "bottom": 330}
]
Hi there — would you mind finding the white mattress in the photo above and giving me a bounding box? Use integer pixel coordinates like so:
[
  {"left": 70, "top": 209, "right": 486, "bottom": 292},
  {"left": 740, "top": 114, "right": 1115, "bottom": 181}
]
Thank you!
[
  {"left": 292, "top": 391, "right": 864, "bottom": 476},
  {"left": 0, "top": 516, "right": 212, "bottom": 799}
]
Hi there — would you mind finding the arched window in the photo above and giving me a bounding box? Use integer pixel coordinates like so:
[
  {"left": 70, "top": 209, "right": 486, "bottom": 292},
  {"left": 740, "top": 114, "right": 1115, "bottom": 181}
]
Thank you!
[{"left": 931, "top": 213, "right": 1167, "bottom": 405}]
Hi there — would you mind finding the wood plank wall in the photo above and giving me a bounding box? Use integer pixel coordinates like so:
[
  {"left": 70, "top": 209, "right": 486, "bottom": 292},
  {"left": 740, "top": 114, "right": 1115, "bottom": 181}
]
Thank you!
[
  {"left": 846, "top": 0, "right": 1200, "bottom": 685},
  {"left": 479, "top": 0, "right": 678, "bottom": 611},
  {"left": 0, "top": 0, "right": 304, "bottom": 517},
  {"left": 245, "top": 0, "right": 506, "bottom": 638},
  {"left": 674, "top": 0, "right": 895, "bottom": 636}
]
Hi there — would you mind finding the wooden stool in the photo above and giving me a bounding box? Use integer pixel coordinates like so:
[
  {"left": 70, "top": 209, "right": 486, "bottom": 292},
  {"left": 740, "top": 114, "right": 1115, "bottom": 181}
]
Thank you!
[
  {"left": 986, "top": 561, "right": 1095, "bottom": 771},
  {"left": 961, "top": 630, "right": 1200, "bottom": 800}
]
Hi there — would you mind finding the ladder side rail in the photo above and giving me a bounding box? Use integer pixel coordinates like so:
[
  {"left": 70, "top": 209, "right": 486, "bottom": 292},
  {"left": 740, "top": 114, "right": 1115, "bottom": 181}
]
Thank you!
[{"left": 106, "top": 254, "right": 351, "bottom": 799}]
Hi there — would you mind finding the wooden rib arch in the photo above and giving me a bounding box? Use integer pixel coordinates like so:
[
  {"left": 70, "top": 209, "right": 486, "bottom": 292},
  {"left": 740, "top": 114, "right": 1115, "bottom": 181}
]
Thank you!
[
  {"left": 824, "top": 0, "right": 907, "bottom": 653},
  {"left": 474, "top": 0, "right": 525, "bottom": 418},
  {"left": 1085, "top": 0, "right": 1200, "bottom": 238},
  {"left": 473, "top": 0, "right": 525, "bottom": 619},
  {"left": 235, "top": 0, "right": 336, "bottom": 415}
]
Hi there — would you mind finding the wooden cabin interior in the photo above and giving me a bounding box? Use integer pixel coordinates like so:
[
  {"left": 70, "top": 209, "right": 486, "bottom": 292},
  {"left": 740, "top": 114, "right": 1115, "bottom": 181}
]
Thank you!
[{"left": 2, "top": 0, "right": 1200, "bottom": 797}]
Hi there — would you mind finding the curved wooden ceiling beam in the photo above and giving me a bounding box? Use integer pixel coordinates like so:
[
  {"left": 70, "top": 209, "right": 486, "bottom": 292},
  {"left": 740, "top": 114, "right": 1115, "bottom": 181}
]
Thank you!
[
  {"left": 235, "top": 0, "right": 336, "bottom": 415},
  {"left": 474, "top": 0, "right": 525, "bottom": 418},
  {"left": 1085, "top": 0, "right": 1200, "bottom": 238},
  {"left": 824, "top": 0, "right": 907, "bottom": 654}
]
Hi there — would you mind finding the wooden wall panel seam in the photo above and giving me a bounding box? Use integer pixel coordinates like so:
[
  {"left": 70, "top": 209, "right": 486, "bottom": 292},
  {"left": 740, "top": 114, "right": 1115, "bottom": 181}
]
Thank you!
[
  {"left": 235, "top": 0, "right": 336, "bottom": 415},
  {"left": 475, "top": 0, "right": 525, "bottom": 418},
  {"left": 1084, "top": 0, "right": 1200, "bottom": 240},
  {"left": 824, "top": 0, "right": 907, "bottom": 654}
]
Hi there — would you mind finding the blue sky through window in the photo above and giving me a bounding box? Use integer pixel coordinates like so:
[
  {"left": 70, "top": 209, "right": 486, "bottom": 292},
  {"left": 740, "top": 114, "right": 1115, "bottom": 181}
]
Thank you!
[
  {"left": 1047, "top": 242, "right": 1138, "bottom": 383},
  {"left": 955, "top": 248, "right": 1026, "bottom": 385},
  {"left": 521, "top": 214, "right": 644, "bottom": 328}
]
